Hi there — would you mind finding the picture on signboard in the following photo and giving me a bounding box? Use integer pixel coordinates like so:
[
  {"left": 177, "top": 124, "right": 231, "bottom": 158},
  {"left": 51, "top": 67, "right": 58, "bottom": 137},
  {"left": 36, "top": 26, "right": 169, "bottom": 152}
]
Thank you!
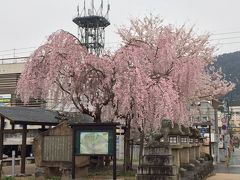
[
  {"left": 0, "top": 94, "right": 11, "bottom": 107},
  {"left": 80, "top": 131, "right": 109, "bottom": 154}
]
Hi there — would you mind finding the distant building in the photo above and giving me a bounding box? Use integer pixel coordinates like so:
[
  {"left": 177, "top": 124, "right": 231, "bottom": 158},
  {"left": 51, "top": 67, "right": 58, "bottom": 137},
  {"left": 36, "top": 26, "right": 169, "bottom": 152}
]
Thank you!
[
  {"left": 229, "top": 100, "right": 240, "bottom": 137},
  {"left": 0, "top": 57, "right": 45, "bottom": 157},
  {"left": 193, "top": 100, "right": 220, "bottom": 163}
]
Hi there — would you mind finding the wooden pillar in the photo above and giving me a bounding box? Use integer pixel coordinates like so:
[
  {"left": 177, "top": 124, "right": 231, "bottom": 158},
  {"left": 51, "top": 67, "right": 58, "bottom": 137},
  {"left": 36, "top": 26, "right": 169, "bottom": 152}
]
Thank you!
[
  {"left": 11, "top": 123, "right": 15, "bottom": 130},
  {"left": 72, "top": 127, "right": 76, "bottom": 179},
  {"left": 113, "top": 126, "right": 117, "bottom": 180},
  {"left": 209, "top": 125, "right": 212, "bottom": 156},
  {"left": 21, "top": 124, "right": 27, "bottom": 174},
  {"left": 0, "top": 116, "right": 5, "bottom": 179}
]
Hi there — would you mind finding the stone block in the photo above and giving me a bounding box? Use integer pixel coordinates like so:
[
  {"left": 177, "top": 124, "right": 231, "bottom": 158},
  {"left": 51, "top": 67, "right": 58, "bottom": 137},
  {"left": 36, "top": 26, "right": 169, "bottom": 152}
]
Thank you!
[
  {"left": 142, "top": 155, "right": 173, "bottom": 166},
  {"left": 75, "top": 166, "right": 88, "bottom": 178},
  {"left": 35, "top": 167, "right": 47, "bottom": 180},
  {"left": 136, "top": 174, "right": 178, "bottom": 180},
  {"left": 179, "top": 167, "right": 187, "bottom": 177},
  {"left": 138, "top": 165, "right": 178, "bottom": 176},
  {"left": 61, "top": 168, "right": 71, "bottom": 180},
  {"left": 180, "top": 148, "right": 190, "bottom": 164},
  {"left": 144, "top": 146, "right": 172, "bottom": 156},
  {"left": 44, "top": 167, "right": 61, "bottom": 178}
]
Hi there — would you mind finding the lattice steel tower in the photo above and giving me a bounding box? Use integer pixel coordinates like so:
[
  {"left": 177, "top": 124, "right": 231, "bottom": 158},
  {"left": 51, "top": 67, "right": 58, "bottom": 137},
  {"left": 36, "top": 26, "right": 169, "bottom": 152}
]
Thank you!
[{"left": 73, "top": 0, "right": 110, "bottom": 56}]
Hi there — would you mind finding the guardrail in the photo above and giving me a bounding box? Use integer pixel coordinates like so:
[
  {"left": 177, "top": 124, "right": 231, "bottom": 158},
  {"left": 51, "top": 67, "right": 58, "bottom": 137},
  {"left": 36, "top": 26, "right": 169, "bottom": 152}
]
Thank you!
[{"left": 0, "top": 57, "right": 28, "bottom": 65}]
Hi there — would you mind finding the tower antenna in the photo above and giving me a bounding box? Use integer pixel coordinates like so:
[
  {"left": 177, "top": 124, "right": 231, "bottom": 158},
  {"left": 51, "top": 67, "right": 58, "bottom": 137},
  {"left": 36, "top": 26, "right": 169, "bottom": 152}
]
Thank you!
[
  {"left": 73, "top": 0, "right": 110, "bottom": 56},
  {"left": 77, "top": 4, "right": 79, "bottom": 16},
  {"left": 83, "top": 0, "right": 86, "bottom": 16}
]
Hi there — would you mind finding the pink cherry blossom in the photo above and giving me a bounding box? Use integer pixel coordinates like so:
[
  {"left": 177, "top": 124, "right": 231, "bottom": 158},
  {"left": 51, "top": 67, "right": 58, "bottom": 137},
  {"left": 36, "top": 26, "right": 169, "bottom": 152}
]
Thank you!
[{"left": 17, "top": 16, "right": 234, "bottom": 131}]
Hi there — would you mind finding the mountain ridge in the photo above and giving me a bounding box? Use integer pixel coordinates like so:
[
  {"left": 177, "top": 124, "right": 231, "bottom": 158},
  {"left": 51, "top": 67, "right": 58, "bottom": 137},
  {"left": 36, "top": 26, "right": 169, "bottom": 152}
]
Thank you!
[{"left": 215, "top": 51, "right": 240, "bottom": 100}]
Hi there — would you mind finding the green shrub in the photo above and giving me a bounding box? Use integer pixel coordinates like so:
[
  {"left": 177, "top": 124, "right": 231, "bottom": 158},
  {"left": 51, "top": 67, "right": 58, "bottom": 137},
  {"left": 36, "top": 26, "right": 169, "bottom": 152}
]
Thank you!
[
  {"left": 2, "top": 176, "right": 15, "bottom": 180},
  {"left": 48, "top": 176, "right": 61, "bottom": 180}
]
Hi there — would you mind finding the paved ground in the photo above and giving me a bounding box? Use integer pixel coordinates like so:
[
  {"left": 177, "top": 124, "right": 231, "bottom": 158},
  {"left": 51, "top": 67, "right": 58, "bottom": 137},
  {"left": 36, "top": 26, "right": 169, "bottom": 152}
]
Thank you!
[
  {"left": 3, "top": 148, "right": 240, "bottom": 179},
  {"left": 207, "top": 173, "right": 240, "bottom": 180},
  {"left": 207, "top": 148, "right": 240, "bottom": 180},
  {"left": 2, "top": 163, "right": 35, "bottom": 176}
]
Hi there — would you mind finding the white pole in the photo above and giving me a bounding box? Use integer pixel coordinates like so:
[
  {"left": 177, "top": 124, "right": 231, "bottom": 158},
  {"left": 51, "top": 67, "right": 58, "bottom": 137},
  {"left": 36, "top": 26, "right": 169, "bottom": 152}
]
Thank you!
[{"left": 12, "top": 150, "right": 15, "bottom": 177}]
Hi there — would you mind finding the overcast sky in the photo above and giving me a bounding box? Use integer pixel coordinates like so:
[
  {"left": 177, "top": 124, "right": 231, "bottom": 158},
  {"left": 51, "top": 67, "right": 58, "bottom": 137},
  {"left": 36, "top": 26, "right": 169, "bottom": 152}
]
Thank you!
[{"left": 1, "top": 0, "right": 240, "bottom": 58}]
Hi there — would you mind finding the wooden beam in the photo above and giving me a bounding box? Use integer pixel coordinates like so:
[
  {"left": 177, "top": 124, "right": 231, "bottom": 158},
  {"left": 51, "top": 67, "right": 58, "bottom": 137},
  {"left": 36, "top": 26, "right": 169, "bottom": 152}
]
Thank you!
[
  {"left": 20, "top": 124, "right": 27, "bottom": 174},
  {"left": 3, "top": 129, "right": 28, "bottom": 134},
  {"left": 0, "top": 116, "right": 5, "bottom": 179}
]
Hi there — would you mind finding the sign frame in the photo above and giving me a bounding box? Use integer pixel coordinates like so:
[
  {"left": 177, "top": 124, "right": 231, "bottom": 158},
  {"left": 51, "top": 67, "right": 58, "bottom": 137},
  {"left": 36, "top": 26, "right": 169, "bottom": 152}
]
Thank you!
[
  {"left": 75, "top": 129, "right": 114, "bottom": 155},
  {"left": 71, "top": 123, "right": 118, "bottom": 180}
]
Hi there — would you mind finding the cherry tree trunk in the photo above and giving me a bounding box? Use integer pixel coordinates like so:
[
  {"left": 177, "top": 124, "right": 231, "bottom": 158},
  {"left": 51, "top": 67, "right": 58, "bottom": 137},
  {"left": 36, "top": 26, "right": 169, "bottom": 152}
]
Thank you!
[
  {"left": 139, "top": 130, "right": 144, "bottom": 165},
  {"left": 94, "top": 104, "right": 102, "bottom": 123},
  {"left": 123, "top": 119, "right": 132, "bottom": 171}
]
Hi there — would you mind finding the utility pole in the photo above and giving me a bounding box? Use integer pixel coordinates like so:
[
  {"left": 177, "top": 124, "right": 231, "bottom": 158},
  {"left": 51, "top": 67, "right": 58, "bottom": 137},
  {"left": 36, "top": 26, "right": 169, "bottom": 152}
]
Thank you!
[{"left": 212, "top": 99, "right": 221, "bottom": 163}]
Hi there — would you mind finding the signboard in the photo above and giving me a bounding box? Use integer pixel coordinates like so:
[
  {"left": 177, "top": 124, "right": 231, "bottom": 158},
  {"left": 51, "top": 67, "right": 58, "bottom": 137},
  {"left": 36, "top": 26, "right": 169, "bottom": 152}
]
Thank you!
[
  {"left": 72, "top": 123, "right": 118, "bottom": 180},
  {"left": 75, "top": 130, "right": 114, "bottom": 155},
  {"left": 200, "top": 127, "right": 206, "bottom": 137},
  {"left": 0, "top": 94, "right": 11, "bottom": 106},
  {"left": 221, "top": 117, "right": 227, "bottom": 123},
  {"left": 43, "top": 135, "right": 71, "bottom": 161},
  {"left": 222, "top": 124, "right": 227, "bottom": 130}
]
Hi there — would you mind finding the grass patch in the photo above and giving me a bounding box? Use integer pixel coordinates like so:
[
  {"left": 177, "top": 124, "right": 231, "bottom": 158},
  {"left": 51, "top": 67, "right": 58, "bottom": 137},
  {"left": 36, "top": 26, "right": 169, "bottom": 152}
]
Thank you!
[
  {"left": 89, "top": 166, "right": 112, "bottom": 176},
  {"left": 2, "top": 177, "right": 15, "bottom": 180},
  {"left": 47, "top": 176, "right": 61, "bottom": 180},
  {"left": 119, "top": 171, "right": 136, "bottom": 177}
]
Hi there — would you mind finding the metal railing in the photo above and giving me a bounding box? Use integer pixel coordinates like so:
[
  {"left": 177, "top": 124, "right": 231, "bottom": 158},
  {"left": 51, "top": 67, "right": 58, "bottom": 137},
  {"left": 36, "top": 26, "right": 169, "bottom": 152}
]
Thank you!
[{"left": 0, "top": 57, "right": 28, "bottom": 65}]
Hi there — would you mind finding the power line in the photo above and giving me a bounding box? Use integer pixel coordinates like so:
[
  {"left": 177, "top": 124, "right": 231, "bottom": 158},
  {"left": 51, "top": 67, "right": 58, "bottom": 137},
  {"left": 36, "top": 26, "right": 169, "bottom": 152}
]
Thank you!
[
  {"left": 3, "top": 30, "right": 240, "bottom": 55},
  {"left": 0, "top": 46, "right": 37, "bottom": 53},
  {"left": 0, "top": 50, "right": 33, "bottom": 57},
  {"left": 0, "top": 42, "right": 120, "bottom": 56},
  {"left": 210, "top": 36, "right": 240, "bottom": 41},
  {"left": 218, "top": 41, "right": 240, "bottom": 45},
  {"left": 212, "top": 31, "right": 240, "bottom": 36}
]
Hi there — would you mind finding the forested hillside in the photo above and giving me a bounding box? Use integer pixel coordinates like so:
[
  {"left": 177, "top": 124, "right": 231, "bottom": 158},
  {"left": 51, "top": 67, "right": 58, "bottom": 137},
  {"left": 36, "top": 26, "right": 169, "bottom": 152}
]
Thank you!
[{"left": 215, "top": 51, "right": 240, "bottom": 100}]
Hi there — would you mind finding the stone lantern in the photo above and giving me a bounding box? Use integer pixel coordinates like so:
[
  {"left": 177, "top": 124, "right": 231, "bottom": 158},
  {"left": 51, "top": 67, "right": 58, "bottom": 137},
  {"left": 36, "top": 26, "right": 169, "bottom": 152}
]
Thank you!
[
  {"left": 168, "top": 123, "right": 183, "bottom": 145},
  {"left": 189, "top": 130, "right": 195, "bottom": 144},
  {"left": 179, "top": 126, "right": 192, "bottom": 167},
  {"left": 136, "top": 120, "right": 178, "bottom": 180},
  {"left": 189, "top": 127, "right": 200, "bottom": 162},
  {"left": 190, "top": 128, "right": 201, "bottom": 145},
  {"left": 194, "top": 128, "right": 202, "bottom": 160},
  {"left": 168, "top": 123, "right": 184, "bottom": 168},
  {"left": 180, "top": 125, "right": 191, "bottom": 145}
]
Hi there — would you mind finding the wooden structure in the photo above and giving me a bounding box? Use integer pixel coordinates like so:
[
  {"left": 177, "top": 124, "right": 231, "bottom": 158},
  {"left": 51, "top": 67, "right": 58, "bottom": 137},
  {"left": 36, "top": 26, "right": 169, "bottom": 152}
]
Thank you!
[
  {"left": 0, "top": 106, "right": 60, "bottom": 176},
  {"left": 33, "top": 119, "right": 118, "bottom": 179},
  {"left": 34, "top": 121, "right": 90, "bottom": 179}
]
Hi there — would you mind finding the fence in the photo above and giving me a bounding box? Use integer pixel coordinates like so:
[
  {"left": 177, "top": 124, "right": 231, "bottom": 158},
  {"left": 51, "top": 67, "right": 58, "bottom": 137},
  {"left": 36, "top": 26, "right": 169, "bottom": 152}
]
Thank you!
[
  {"left": 0, "top": 57, "right": 28, "bottom": 65},
  {"left": 116, "top": 137, "right": 140, "bottom": 161}
]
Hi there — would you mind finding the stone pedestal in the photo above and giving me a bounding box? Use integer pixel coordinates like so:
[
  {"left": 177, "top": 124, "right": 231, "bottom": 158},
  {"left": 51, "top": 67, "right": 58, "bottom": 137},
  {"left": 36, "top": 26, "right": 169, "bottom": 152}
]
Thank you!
[
  {"left": 189, "top": 146, "right": 196, "bottom": 162},
  {"left": 171, "top": 145, "right": 183, "bottom": 167},
  {"left": 136, "top": 144, "right": 178, "bottom": 180},
  {"left": 180, "top": 145, "right": 190, "bottom": 164},
  {"left": 195, "top": 145, "right": 200, "bottom": 159}
]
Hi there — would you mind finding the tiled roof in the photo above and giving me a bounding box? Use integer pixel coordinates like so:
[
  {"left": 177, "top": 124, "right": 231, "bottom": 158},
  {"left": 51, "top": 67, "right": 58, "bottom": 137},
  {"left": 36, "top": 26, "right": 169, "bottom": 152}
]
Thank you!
[{"left": 0, "top": 106, "right": 60, "bottom": 125}]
